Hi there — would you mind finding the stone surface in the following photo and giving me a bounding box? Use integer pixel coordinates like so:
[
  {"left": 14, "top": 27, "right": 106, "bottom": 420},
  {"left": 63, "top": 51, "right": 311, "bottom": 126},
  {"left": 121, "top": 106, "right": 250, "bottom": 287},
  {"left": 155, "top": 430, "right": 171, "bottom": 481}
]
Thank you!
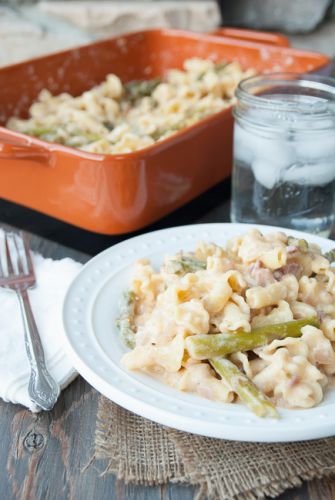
[
  {"left": 289, "top": 17, "right": 335, "bottom": 57},
  {"left": 0, "top": 5, "right": 90, "bottom": 66},
  {"left": 0, "top": 0, "right": 335, "bottom": 69},
  {"left": 39, "top": 1, "right": 220, "bottom": 36},
  {"left": 217, "top": 0, "right": 333, "bottom": 34}
]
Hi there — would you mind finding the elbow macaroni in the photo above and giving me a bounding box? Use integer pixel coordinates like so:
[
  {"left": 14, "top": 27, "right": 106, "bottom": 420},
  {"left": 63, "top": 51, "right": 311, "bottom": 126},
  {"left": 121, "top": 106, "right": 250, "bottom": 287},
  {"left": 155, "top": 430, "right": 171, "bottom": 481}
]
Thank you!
[{"left": 246, "top": 282, "right": 287, "bottom": 308}]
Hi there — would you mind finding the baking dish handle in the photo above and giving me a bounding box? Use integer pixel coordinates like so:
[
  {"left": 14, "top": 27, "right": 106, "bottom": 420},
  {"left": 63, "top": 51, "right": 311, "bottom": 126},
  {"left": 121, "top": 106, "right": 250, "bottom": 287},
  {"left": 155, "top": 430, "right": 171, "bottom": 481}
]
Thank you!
[
  {"left": 0, "top": 137, "right": 51, "bottom": 163},
  {"left": 210, "top": 28, "right": 290, "bottom": 47}
]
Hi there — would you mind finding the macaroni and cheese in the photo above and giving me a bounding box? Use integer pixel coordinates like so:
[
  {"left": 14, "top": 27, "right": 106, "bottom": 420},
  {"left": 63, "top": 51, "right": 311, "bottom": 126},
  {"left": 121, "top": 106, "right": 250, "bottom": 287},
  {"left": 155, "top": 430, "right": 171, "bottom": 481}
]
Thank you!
[
  {"left": 117, "top": 229, "right": 335, "bottom": 416},
  {"left": 7, "top": 58, "right": 254, "bottom": 154}
]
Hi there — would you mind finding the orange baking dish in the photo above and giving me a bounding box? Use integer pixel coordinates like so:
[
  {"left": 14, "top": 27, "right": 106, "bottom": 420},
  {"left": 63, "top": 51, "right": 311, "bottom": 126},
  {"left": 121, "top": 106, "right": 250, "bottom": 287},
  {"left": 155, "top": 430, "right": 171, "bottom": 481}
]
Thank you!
[{"left": 0, "top": 28, "right": 331, "bottom": 234}]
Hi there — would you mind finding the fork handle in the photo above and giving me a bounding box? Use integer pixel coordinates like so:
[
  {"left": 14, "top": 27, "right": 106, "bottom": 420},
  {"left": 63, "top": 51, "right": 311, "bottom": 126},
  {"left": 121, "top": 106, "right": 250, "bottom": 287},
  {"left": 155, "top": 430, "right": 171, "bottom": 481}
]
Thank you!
[{"left": 17, "top": 289, "right": 60, "bottom": 411}]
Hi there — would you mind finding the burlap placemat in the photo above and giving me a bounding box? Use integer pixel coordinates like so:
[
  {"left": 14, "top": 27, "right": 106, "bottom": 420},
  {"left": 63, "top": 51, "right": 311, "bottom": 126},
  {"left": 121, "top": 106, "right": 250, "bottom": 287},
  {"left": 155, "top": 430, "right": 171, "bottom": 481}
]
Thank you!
[{"left": 95, "top": 396, "right": 335, "bottom": 499}]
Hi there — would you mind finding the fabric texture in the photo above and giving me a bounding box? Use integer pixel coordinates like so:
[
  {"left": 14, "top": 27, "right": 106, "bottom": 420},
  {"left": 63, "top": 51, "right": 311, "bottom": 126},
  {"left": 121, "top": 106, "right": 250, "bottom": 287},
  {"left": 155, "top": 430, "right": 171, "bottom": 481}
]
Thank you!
[{"left": 95, "top": 396, "right": 335, "bottom": 499}]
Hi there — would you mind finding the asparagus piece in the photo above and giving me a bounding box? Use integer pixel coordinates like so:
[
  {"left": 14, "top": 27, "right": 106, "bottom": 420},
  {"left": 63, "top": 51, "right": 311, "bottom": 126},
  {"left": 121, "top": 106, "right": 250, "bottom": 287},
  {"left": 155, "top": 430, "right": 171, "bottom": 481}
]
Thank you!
[
  {"left": 287, "top": 236, "right": 309, "bottom": 252},
  {"left": 125, "top": 78, "right": 161, "bottom": 102},
  {"left": 186, "top": 317, "right": 320, "bottom": 360},
  {"left": 210, "top": 358, "right": 278, "bottom": 418},
  {"left": 214, "top": 61, "right": 230, "bottom": 72},
  {"left": 288, "top": 236, "right": 335, "bottom": 264},
  {"left": 24, "top": 128, "right": 63, "bottom": 143},
  {"left": 323, "top": 249, "right": 335, "bottom": 263},
  {"left": 165, "top": 256, "right": 206, "bottom": 275},
  {"left": 28, "top": 127, "right": 56, "bottom": 137},
  {"left": 66, "top": 132, "right": 103, "bottom": 147},
  {"left": 115, "top": 290, "right": 137, "bottom": 349},
  {"left": 151, "top": 120, "right": 186, "bottom": 141}
]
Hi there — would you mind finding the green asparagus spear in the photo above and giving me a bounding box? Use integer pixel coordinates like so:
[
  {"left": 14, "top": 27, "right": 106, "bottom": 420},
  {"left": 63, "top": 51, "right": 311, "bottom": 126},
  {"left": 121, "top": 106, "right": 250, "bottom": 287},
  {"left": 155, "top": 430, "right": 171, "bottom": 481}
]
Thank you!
[
  {"left": 210, "top": 358, "right": 279, "bottom": 418},
  {"left": 288, "top": 236, "right": 335, "bottom": 263},
  {"left": 214, "top": 61, "right": 230, "bottom": 72},
  {"left": 28, "top": 127, "right": 57, "bottom": 137},
  {"left": 323, "top": 249, "right": 335, "bottom": 263},
  {"left": 165, "top": 256, "right": 206, "bottom": 275},
  {"left": 151, "top": 120, "right": 186, "bottom": 141},
  {"left": 186, "top": 317, "right": 320, "bottom": 360},
  {"left": 124, "top": 78, "right": 161, "bottom": 102},
  {"left": 66, "top": 132, "right": 103, "bottom": 147},
  {"left": 196, "top": 62, "right": 230, "bottom": 81},
  {"left": 115, "top": 290, "right": 137, "bottom": 349},
  {"left": 287, "top": 236, "right": 309, "bottom": 252},
  {"left": 23, "top": 128, "right": 62, "bottom": 143}
]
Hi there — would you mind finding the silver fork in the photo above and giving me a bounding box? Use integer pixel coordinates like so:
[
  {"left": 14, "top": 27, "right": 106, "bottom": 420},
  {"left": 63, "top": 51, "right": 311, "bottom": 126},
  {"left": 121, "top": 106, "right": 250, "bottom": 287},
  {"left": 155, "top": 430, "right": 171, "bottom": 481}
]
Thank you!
[{"left": 0, "top": 231, "right": 60, "bottom": 411}]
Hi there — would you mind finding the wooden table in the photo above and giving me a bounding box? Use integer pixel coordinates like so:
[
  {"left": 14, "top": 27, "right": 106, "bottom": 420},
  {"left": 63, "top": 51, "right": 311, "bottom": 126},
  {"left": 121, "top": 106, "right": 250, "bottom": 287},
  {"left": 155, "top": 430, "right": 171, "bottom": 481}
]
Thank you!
[{"left": 1, "top": 182, "right": 334, "bottom": 500}]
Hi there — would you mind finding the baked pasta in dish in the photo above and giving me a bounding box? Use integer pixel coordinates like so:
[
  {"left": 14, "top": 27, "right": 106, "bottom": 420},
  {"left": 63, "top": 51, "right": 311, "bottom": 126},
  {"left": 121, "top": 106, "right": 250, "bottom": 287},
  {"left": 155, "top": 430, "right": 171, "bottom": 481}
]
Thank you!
[
  {"left": 117, "top": 229, "right": 335, "bottom": 418},
  {"left": 7, "top": 58, "right": 254, "bottom": 154}
]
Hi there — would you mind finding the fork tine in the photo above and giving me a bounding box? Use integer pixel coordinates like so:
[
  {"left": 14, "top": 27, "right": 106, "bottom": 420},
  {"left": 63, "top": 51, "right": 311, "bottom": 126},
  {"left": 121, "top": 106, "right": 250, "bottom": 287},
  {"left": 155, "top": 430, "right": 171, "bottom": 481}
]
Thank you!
[
  {"left": 0, "top": 231, "right": 5, "bottom": 277},
  {"left": 5, "top": 234, "right": 15, "bottom": 276},
  {"left": 13, "top": 234, "right": 25, "bottom": 275},
  {"left": 21, "top": 232, "right": 35, "bottom": 279},
  {"left": 6, "top": 232, "right": 23, "bottom": 276}
]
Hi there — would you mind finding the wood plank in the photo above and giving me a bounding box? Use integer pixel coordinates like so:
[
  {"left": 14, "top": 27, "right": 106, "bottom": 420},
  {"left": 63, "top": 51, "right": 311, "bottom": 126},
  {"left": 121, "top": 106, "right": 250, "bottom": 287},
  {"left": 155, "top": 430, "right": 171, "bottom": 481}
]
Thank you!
[
  {"left": 115, "top": 480, "right": 162, "bottom": 500},
  {"left": 112, "top": 480, "right": 197, "bottom": 500},
  {"left": 2, "top": 378, "right": 97, "bottom": 500},
  {"left": 276, "top": 482, "right": 309, "bottom": 500},
  {"left": 164, "top": 483, "right": 196, "bottom": 499},
  {"left": 307, "top": 476, "right": 335, "bottom": 499}
]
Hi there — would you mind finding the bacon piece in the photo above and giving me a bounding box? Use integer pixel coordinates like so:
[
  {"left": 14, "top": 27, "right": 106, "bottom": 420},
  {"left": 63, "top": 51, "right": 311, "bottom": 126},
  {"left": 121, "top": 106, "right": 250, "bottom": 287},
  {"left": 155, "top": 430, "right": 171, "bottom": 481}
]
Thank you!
[
  {"left": 317, "top": 309, "right": 326, "bottom": 322},
  {"left": 246, "top": 260, "right": 275, "bottom": 287},
  {"left": 286, "top": 245, "right": 299, "bottom": 254},
  {"left": 274, "top": 263, "right": 303, "bottom": 281}
]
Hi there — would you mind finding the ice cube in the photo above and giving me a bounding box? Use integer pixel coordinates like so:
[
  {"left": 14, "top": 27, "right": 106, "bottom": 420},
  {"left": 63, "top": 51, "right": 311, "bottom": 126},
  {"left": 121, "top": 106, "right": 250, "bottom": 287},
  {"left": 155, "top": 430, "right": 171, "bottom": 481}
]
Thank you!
[
  {"left": 234, "top": 121, "right": 294, "bottom": 167},
  {"left": 249, "top": 135, "right": 294, "bottom": 188},
  {"left": 257, "top": 136, "right": 294, "bottom": 164},
  {"left": 252, "top": 159, "right": 282, "bottom": 189},
  {"left": 233, "top": 122, "right": 255, "bottom": 164},
  {"left": 294, "top": 132, "right": 335, "bottom": 160},
  {"left": 282, "top": 160, "right": 335, "bottom": 186}
]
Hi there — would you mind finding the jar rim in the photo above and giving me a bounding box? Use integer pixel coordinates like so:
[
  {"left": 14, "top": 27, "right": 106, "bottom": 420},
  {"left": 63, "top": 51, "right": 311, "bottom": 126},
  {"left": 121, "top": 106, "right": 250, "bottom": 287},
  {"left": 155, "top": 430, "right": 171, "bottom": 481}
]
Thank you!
[{"left": 235, "top": 72, "right": 335, "bottom": 122}]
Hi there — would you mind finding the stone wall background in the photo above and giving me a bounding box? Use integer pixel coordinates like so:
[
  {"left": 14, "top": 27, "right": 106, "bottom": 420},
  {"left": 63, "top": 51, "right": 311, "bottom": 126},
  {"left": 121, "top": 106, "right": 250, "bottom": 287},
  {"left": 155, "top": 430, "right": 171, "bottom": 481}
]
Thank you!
[{"left": 1, "top": 1, "right": 335, "bottom": 68}]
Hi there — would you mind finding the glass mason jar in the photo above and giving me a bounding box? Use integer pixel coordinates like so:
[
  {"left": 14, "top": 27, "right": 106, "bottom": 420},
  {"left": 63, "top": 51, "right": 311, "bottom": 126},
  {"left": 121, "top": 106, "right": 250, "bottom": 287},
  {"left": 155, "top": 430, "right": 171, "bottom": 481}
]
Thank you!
[{"left": 231, "top": 73, "right": 335, "bottom": 237}]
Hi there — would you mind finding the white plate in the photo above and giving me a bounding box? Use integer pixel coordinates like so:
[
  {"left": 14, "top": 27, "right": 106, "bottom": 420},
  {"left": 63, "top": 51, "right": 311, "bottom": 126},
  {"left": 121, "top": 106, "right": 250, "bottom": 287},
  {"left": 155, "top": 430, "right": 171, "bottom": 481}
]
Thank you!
[{"left": 63, "top": 223, "right": 335, "bottom": 442}]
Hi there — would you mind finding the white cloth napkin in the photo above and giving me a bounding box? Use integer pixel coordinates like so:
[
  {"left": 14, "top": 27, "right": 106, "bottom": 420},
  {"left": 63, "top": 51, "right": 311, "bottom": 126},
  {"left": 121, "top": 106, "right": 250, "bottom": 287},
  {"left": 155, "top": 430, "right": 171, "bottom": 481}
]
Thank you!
[{"left": 0, "top": 251, "right": 82, "bottom": 411}]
